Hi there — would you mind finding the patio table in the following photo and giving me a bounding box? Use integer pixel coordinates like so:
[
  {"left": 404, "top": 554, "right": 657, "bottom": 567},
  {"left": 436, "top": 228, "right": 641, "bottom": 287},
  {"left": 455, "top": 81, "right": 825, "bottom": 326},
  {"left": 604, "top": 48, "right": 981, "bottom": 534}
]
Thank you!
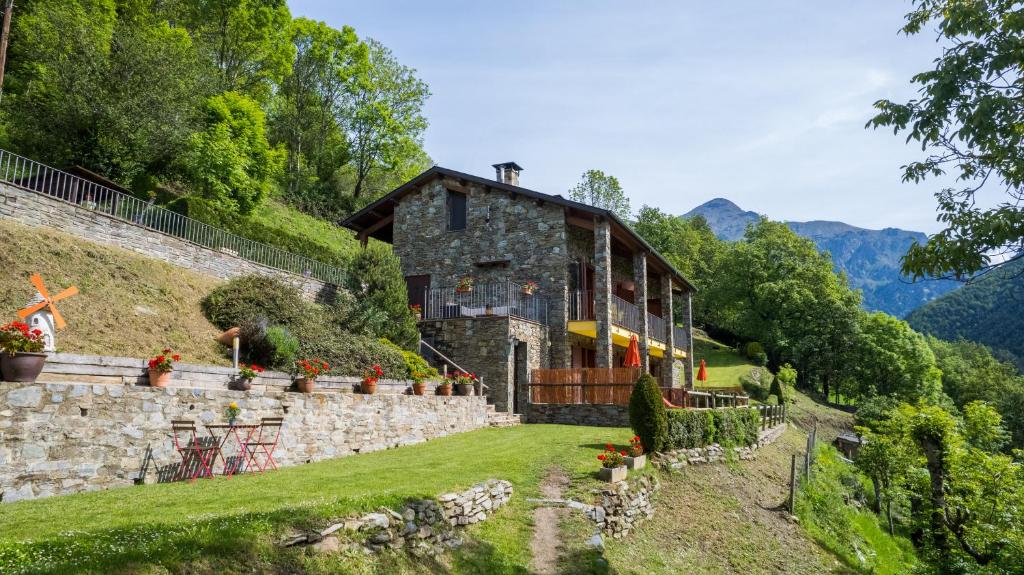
[{"left": 205, "top": 424, "right": 260, "bottom": 477}]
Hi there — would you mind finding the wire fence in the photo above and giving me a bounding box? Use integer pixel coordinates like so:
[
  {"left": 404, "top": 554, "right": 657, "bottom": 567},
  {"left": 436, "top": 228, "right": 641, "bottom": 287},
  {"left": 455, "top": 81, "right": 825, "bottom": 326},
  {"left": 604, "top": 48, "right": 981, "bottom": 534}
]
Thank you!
[{"left": 0, "top": 148, "right": 347, "bottom": 285}]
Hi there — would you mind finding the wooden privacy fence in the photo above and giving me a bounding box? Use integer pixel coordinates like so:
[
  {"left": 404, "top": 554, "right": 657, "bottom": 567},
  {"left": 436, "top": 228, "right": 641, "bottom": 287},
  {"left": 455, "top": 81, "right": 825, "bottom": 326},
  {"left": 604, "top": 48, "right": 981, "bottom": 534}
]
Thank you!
[{"left": 529, "top": 368, "right": 641, "bottom": 406}]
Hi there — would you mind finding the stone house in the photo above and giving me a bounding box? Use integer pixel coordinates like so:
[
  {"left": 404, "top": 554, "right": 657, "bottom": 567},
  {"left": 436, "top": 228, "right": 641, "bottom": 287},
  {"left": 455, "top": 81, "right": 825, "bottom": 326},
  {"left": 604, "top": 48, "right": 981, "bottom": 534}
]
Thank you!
[{"left": 342, "top": 162, "right": 695, "bottom": 414}]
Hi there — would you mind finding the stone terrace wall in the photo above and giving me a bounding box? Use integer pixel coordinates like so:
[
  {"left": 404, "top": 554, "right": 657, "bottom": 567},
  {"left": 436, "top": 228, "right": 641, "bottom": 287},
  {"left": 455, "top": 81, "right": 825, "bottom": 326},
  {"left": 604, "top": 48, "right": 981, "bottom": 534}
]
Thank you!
[
  {"left": 526, "top": 403, "right": 630, "bottom": 427},
  {"left": 0, "top": 183, "right": 331, "bottom": 301},
  {"left": 0, "top": 380, "right": 490, "bottom": 502}
]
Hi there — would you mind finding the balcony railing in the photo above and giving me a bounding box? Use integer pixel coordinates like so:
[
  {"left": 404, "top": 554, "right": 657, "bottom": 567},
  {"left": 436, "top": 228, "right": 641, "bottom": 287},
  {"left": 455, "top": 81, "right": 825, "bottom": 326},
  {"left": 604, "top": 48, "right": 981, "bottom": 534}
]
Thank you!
[
  {"left": 648, "top": 312, "right": 666, "bottom": 342},
  {"left": 421, "top": 281, "right": 548, "bottom": 324},
  {"left": 673, "top": 325, "right": 688, "bottom": 348},
  {"left": 570, "top": 290, "right": 678, "bottom": 345},
  {"left": 610, "top": 294, "right": 642, "bottom": 334},
  {"left": 569, "top": 290, "right": 594, "bottom": 321}
]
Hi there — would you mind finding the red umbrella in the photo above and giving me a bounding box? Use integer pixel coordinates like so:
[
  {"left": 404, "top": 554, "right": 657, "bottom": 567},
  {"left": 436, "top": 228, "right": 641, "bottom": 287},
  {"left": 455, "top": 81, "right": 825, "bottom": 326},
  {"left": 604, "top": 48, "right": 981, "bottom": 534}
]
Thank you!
[
  {"left": 697, "top": 359, "right": 708, "bottom": 384},
  {"left": 623, "top": 334, "right": 641, "bottom": 368}
]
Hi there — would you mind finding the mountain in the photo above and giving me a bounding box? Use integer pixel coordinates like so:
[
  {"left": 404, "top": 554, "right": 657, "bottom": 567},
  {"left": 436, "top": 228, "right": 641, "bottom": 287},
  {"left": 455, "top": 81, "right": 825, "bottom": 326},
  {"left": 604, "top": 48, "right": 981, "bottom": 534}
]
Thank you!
[
  {"left": 683, "top": 198, "right": 960, "bottom": 317},
  {"left": 906, "top": 260, "right": 1024, "bottom": 369}
]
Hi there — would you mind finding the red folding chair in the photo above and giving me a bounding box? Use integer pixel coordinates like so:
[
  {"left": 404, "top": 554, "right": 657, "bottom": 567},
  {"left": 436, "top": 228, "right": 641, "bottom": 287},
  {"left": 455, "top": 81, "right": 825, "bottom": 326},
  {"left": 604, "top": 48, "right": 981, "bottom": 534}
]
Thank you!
[
  {"left": 171, "top": 419, "right": 218, "bottom": 481},
  {"left": 243, "top": 417, "right": 283, "bottom": 473}
]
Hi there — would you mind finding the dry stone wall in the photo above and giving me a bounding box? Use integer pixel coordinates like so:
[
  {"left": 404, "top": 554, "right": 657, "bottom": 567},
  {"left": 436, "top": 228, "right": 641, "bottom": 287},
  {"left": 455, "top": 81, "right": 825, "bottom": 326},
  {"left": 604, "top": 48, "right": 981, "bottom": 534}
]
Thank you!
[
  {"left": 652, "top": 422, "right": 788, "bottom": 470},
  {"left": 587, "top": 475, "right": 660, "bottom": 539},
  {"left": 0, "top": 380, "right": 490, "bottom": 502},
  {"left": 526, "top": 403, "right": 630, "bottom": 427},
  {"left": 0, "top": 183, "right": 331, "bottom": 300}
]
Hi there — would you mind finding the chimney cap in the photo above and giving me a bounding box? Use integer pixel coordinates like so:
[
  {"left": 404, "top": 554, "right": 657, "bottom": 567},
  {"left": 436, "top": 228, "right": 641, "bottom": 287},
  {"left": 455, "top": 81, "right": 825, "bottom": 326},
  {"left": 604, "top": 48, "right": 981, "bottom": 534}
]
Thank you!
[{"left": 492, "top": 161, "right": 524, "bottom": 172}]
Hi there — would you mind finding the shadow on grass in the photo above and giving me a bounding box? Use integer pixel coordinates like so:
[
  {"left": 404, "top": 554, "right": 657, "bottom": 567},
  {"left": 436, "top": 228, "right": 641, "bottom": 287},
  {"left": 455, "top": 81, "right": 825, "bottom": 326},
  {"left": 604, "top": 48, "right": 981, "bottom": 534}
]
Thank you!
[{"left": 558, "top": 547, "right": 618, "bottom": 575}]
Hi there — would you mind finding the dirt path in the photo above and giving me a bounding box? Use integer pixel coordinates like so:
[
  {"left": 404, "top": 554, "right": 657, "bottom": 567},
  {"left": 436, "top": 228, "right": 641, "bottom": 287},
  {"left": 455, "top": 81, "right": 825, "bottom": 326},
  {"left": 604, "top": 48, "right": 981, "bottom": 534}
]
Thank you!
[{"left": 530, "top": 466, "right": 571, "bottom": 574}]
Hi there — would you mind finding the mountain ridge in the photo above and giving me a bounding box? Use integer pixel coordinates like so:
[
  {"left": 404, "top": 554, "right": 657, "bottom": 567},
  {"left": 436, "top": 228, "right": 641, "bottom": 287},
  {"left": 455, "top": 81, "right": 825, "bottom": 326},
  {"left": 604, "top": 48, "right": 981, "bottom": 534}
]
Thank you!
[{"left": 683, "top": 198, "right": 960, "bottom": 317}]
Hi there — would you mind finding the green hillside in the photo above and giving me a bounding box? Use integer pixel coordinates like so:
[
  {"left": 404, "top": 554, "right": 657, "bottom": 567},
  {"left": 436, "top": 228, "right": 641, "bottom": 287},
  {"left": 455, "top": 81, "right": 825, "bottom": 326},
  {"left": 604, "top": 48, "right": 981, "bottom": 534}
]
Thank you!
[{"left": 906, "top": 260, "right": 1024, "bottom": 367}]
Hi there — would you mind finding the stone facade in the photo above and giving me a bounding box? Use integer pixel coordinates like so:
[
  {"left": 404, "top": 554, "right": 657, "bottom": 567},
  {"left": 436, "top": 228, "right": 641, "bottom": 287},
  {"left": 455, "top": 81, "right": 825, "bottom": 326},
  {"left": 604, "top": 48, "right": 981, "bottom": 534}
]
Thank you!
[
  {"left": 526, "top": 403, "right": 630, "bottom": 427},
  {"left": 0, "top": 380, "right": 490, "bottom": 502},
  {"left": 0, "top": 183, "right": 331, "bottom": 301},
  {"left": 419, "top": 317, "right": 548, "bottom": 413}
]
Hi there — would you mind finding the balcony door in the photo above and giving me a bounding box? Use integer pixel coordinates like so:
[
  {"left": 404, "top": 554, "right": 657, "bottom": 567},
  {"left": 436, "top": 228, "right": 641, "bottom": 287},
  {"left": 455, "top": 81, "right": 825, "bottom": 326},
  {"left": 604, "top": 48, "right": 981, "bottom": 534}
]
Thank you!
[{"left": 405, "top": 275, "right": 430, "bottom": 315}]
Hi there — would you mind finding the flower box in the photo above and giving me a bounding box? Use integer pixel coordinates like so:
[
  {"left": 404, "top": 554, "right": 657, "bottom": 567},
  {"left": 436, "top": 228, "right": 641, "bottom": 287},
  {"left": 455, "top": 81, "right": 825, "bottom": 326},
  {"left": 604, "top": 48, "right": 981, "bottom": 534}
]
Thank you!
[
  {"left": 598, "top": 465, "right": 627, "bottom": 483},
  {"left": 625, "top": 454, "right": 647, "bottom": 470}
]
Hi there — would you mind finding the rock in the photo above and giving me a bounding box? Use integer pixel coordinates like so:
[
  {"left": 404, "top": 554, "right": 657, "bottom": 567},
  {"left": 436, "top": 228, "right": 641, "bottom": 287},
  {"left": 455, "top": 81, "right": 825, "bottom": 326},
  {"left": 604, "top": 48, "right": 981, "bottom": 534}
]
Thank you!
[
  {"left": 6, "top": 386, "right": 43, "bottom": 408},
  {"left": 311, "top": 536, "right": 342, "bottom": 553},
  {"left": 586, "top": 533, "right": 605, "bottom": 551},
  {"left": 320, "top": 522, "right": 345, "bottom": 537},
  {"left": 361, "top": 513, "right": 390, "bottom": 530},
  {"left": 369, "top": 531, "right": 392, "bottom": 545}
]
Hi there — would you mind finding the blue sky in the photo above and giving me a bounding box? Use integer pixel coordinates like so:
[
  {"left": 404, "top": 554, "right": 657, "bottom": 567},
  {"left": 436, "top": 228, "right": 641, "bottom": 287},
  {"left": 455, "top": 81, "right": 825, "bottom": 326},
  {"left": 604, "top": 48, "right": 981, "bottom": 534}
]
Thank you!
[{"left": 290, "top": 1, "right": 948, "bottom": 232}]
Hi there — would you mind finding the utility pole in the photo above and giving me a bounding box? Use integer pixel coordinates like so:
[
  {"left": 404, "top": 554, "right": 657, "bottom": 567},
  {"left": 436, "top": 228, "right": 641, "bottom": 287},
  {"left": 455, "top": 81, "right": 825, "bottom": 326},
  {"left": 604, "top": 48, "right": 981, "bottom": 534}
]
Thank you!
[{"left": 0, "top": 0, "right": 13, "bottom": 102}]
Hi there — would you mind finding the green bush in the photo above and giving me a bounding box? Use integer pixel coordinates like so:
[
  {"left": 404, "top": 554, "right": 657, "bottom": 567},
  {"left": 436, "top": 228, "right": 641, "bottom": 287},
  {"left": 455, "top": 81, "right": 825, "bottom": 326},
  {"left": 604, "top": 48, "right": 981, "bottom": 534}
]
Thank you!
[
  {"left": 741, "top": 373, "right": 771, "bottom": 402},
  {"left": 666, "top": 409, "right": 715, "bottom": 449},
  {"left": 238, "top": 323, "right": 299, "bottom": 370},
  {"left": 744, "top": 341, "right": 765, "bottom": 359},
  {"left": 665, "top": 407, "right": 760, "bottom": 450},
  {"left": 343, "top": 244, "right": 419, "bottom": 350},
  {"left": 769, "top": 375, "right": 786, "bottom": 404},
  {"left": 629, "top": 373, "right": 668, "bottom": 453},
  {"left": 401, "top": 348, "right": 438, "bottom": 381},
  {"left": 202, "top": 275, "right": 308, "bottom": 330},
  {"left": 296, "top": 331, "right": 406, "bottom": 379}
]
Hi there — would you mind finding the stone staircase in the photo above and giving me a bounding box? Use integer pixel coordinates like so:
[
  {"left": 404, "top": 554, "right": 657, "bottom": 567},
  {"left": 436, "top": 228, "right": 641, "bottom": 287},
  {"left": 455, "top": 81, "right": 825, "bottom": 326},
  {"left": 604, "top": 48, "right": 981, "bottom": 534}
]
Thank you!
[{"left": 486, "top": 404, "right": 524, "bottom": 427}]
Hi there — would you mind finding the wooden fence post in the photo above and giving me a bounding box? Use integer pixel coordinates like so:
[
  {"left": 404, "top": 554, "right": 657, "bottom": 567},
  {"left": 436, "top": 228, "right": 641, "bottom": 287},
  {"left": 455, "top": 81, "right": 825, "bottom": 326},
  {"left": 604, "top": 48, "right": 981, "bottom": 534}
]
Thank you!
[{"left": 789, "top": 453, "right": 798, "bottom": 512}]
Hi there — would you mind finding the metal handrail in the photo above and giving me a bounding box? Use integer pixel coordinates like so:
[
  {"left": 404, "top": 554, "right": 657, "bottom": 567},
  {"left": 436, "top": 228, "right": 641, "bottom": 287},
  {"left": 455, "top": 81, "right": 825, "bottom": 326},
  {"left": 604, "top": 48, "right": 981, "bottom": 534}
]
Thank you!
[
  {"left": 421, "top": 281, "right": 548, "bottom": 324},
  {"left": 418, "top": 339, "right": 488, "bottom": 389},
  {"left": 0, "top": 148, "right": 347, "bottom": 285}
]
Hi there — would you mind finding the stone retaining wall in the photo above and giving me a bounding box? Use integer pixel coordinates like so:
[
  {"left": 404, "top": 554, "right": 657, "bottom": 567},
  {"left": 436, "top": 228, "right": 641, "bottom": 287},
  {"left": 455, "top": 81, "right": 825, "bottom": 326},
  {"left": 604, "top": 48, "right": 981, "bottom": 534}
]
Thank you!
[
  {"left": 587, "top": 475, "right": 660, "bottom": 539},
  {"left": 651, "top": 423, "right": 788, "bottom": 469},
  {"left": 0, "top": 182, "right": 331, "bottom": 300},
  {"left": 285, "top": 479, "right": 514, "bottom": 556},
  {"left": 0, "top": 380, "right": 490, "bottom": 502},
  {"left": 526, "top": 402, "right": 630, "bottom": 427}
]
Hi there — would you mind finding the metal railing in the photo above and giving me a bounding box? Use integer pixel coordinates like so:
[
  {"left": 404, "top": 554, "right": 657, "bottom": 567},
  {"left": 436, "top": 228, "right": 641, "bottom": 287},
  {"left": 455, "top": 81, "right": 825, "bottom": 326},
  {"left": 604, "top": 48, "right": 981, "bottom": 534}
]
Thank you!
[
  {"left": 568, "top": 289, "right": 594, "bottom": 321},
  {"left": 673, "top": 325, "right": 688, "bottom": 348},
  {"left": 648, "top": 312, "right": 666, "bottom": 342},
  {"left": 610, "top": 294, "right": 642, "bottom": 333},
  {"left": 418, "top": 339, "right": 487, "bottom": 392},
  {"left": 420, "top": 281, "right": 548, "bottom": 324},
  {"left": 0, "top": 149, "right": 347, "bottom": 285}
]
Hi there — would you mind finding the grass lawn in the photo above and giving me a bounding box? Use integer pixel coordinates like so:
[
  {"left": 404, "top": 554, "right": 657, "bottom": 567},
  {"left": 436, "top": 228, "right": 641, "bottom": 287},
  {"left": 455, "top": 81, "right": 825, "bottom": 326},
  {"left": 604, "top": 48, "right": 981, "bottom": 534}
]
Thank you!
[
  {"left": 691, "top": 336, "right": 761, "bottom": 390},
  {"left": 0, "top": 424, "right": 634, "bottom": 575},
  {"left": 252, "top": 200, "right": 363, "bottom": 261}
]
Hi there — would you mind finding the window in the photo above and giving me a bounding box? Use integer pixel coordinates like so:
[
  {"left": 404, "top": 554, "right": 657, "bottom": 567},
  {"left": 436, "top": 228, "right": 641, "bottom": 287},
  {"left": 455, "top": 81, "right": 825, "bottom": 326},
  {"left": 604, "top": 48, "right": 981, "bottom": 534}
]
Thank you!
[{"left": 447, "top": 189, "right": 467, "bottom": 231}]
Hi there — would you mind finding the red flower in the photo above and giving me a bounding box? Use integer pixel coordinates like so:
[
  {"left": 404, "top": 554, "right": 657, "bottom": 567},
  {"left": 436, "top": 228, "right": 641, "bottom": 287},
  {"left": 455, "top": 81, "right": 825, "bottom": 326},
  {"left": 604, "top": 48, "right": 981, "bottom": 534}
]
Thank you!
[
  {"left": 597, "top": 454, "right": 606, "bottom": 461},
  {"left": 605, "top": 443, "right": 613, "bottom": 450},
  {"left": 171, "top": 354, "right": 181, "bottom": 362},
  {"left": 156, "top": 355, "right": 165, "bottom": 363},
  {"left": 162, "top": 348, "right": 171, "bottom": 354},
  {"left": 620, "top": 451, "right": 627, "bottom": 456}
]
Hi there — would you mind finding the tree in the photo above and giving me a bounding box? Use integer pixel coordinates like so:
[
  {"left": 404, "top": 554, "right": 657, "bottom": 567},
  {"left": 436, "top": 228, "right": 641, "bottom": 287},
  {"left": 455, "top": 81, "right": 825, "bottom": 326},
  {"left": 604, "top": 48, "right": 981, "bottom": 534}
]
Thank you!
[
  {"left": 344, "top": 38, "right": 430, "bottom": 203},
  {"left": 343, "top": 243, "right": 419, "bottom": 350},
  {"left": 568, "top": 169, "right": 631, "bottom": 219},
  {"left": 3, "top": 0, "right": 210, "bottom": 184},
  {"left": 869, "top": 0, "right": 1024, "bottom": 279},
  {"left": 847, "top": 312, "right": 943, "bottom": 403},
  {"left": 628, "top": 373, "right": 668, "bottom": 453},
  {"left": 174, "top": 0, "right": 294, "bottom": 101},
  {"left": 182, "top": 91, "right": 284, "bottom": 215}
]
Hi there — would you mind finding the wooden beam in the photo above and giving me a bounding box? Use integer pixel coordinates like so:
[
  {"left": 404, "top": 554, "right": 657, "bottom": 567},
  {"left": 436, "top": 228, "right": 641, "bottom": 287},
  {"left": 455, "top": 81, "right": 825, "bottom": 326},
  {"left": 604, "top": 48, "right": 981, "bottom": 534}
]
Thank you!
[{"left": 356, "top": 213, "right": 394, "bottom": 245}]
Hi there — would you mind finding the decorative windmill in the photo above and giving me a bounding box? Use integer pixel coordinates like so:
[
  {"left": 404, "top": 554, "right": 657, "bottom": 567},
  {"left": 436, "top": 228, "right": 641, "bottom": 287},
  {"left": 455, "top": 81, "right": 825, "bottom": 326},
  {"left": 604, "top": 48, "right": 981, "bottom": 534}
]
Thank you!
[{"left": 17, "top": 274, "right": 78, "bottom": 352}]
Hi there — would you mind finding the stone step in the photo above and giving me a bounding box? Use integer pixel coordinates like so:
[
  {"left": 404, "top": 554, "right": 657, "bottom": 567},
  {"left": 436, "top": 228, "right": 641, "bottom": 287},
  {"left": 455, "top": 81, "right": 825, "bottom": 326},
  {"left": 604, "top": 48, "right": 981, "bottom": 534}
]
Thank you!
[{"left": 486, "top": 413, "right": 524, "bottom": 428}]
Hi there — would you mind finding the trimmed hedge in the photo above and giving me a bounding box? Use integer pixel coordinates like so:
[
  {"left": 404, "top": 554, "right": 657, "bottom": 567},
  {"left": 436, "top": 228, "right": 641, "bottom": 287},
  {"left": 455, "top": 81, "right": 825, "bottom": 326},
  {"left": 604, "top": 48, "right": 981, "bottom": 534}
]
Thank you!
[{"left": 666, "top": 407, "right": 761, "bottom": 450}]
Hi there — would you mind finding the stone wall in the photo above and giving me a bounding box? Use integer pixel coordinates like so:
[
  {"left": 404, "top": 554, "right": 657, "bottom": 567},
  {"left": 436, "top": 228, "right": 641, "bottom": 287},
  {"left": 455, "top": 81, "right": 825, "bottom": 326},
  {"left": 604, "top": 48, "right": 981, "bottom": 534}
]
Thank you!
[
  {"left": 0, "top": 183, "right": 332, "bottom": 301},
  {"left": 526, "top": 403, "right": 630, "bottom": 427},
  {"left": 586, "top": 475, "right": 660, "bottom": 539},
  {"left": 420, "top": 317, "right": 548, "bottom": 414},
  {"left": 283, "top": 479, "right": 514, "bottom": 556},
  {"left": 0, "top": 380, "right": 490, "bottom": 502},
  {"left": 651, "top": 423, "right": 788, "bottom": 470}
]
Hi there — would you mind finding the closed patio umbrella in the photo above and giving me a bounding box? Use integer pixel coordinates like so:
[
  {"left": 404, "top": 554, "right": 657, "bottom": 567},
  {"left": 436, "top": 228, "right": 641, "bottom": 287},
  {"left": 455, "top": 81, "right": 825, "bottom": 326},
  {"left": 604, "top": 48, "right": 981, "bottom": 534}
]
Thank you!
[
  {"left": 623, "top": 334, "right": 641, "bottom": 368},
  {"left": 697, "top": 359, "right": 708, "bottom": 384}
]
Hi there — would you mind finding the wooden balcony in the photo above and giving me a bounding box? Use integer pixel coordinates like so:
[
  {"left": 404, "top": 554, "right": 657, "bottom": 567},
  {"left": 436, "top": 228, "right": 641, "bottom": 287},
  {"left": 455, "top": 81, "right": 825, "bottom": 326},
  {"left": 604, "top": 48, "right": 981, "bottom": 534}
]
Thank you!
[{"left": 567, "top": 290, "right": 686, "bottom": 359}]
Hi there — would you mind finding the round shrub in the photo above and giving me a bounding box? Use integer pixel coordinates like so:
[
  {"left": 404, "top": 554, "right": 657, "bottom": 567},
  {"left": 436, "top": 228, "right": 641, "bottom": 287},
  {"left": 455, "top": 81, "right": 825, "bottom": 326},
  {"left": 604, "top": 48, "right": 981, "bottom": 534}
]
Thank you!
[
  {"left": 238, "top": 323, "right": 300, "bottom": 370},
  {"left": 629, "top": 373, "right": 668, "bottom": 453},
  {"left": 401, "top": 348, "right": 438, "bottom": 380},
  {"left": 769, "top": 374, "right": 786, "bottom": 404},
  {"left": 202, "top": 275, "right": 308, "bottom": 330},
  {"left": 744, "top": 341, "right": 765, "bottom": 359}
]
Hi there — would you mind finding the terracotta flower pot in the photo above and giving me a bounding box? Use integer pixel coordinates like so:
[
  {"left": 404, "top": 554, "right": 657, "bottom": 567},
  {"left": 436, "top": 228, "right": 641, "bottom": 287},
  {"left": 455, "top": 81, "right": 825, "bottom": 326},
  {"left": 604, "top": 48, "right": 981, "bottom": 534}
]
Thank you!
[
  {"left": 148, "top": 368, "right": 171, "bottom": 388},
  {"left": 455, "top": 383, "right": 474, "bottom": 396},
  {"left": 0, "top": 352, "right": 47, "bottom": 383},
  {"left": 361, "top": 380, "right": 377, "bottom": 394},
  {"left": 412, "top": 382, "right": 427, "bottom": 396},
  {"left": 229, "top": 377, "right": 253, "bottom": 391},
  {"left": 295, "top": 377, "right": 315, "bottom": 393},
  {"left": 522, "top": 287, "right": 535, "bottom": 296},
  {"left": 437, "top": 384, "right": 453, "bottom": 397}
]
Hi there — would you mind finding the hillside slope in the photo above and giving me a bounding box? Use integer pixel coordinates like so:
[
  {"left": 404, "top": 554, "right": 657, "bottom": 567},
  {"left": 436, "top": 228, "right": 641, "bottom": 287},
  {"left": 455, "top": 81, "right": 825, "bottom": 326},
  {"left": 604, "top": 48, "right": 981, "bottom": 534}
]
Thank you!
[
  {"left": 0, "top": 219, "right": 228, "bottom": 364},
  {"left": 683, "top": 198, "right": 959, "bottom": 317},
  {"left": 907, "top": 260, "right": 1024, "bottom": 368}
]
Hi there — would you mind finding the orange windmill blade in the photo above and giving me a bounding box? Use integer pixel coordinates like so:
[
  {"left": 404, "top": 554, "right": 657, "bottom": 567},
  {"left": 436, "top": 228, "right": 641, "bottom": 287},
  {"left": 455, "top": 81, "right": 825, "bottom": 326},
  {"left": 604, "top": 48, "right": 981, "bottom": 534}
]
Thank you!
[{"left": 17, "top": 273, "right": 79, "bottom": 329}]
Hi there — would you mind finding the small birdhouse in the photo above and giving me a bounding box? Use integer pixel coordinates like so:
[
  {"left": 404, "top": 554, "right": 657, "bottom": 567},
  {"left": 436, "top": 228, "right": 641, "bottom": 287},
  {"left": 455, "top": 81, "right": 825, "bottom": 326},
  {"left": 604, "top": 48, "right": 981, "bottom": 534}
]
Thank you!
[{"left": 23, "top": 292, "right": 56, "bottom": 352}]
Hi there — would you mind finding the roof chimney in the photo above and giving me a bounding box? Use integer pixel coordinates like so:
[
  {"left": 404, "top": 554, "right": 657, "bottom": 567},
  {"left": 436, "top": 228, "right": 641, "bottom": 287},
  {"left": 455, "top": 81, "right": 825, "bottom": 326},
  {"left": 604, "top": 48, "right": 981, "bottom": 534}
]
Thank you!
[{"left": 492, "top": 162, "right": 523, "bottom": 187}]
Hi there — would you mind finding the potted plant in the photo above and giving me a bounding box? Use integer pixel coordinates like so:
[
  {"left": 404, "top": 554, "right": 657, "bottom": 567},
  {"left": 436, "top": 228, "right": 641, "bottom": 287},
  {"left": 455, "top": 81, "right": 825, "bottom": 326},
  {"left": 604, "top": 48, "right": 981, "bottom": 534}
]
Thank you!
[
  {"left": 224, "top": 402, "right": 241, "bottom": 427},
  {"left": 411, "top": 371, "right": 430, "bottom": 396},
  {"left": 452, "top": 371, "right": 477, "bottom": 396},
  {"left": 624, "top": 436, "right": 646, "bottom": 469},
  {"left": 231, "top": 363, "right": 264, "bottom": 391},
  {"left": 455, "top": 276, "right": 474, "bottom": 294},
  {"left": 522, "top": 280, "right": 538, "bottom": 295},
  {"left": 362, "top": 364, "right": 383, "bottom": 394},
  {"left": 436, "top": 379, "right": 453, "bottom": 396},
  {"left": 295, "top": 358, "right": 329, "bottom": 393},
  {"left": 597, "top": 444, "right": 628, "bottom": 483},
  {"left": 410, "top": 304, "right": 422, "bottom": 321},
  {"left": 0, "top": 321, "right": 47, "bottom": 383},
  {"left": 147, "top": 349, "right": 181, "bottom": 388}
]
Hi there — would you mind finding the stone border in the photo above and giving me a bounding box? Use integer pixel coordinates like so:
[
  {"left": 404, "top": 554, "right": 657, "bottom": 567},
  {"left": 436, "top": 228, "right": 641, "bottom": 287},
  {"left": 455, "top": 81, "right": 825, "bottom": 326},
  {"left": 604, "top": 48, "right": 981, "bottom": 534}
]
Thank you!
[
  {"left": 284, "top": 480, "right": 513, "bottom": 556},
  {"left": 651, "top": 423, "right": 788, "bottom": 469}
]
